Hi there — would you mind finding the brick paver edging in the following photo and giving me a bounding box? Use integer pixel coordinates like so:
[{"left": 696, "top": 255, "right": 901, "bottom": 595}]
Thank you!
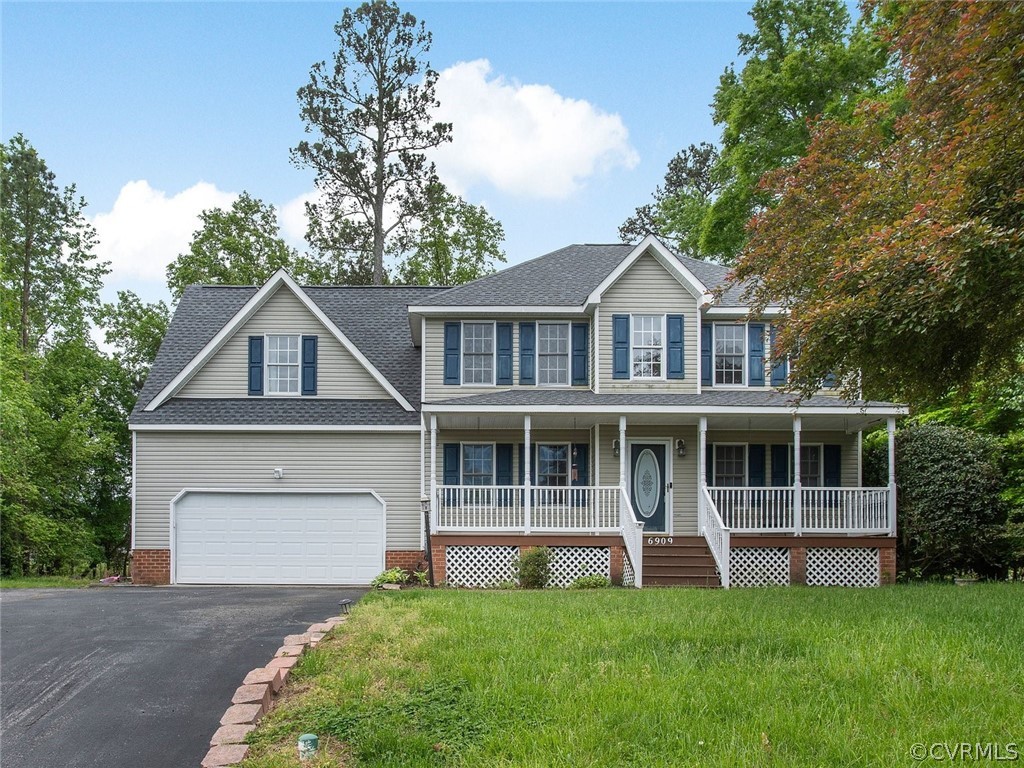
[{"left": 199, "top": 615, "right": 346, "bottom": 767}]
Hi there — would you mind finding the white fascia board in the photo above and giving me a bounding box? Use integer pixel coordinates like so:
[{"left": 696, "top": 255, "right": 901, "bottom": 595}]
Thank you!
[
  {"left": 407, "top": 305, "right": 588, "bottom": 316},
  {"left": 704, "top": 305, "right": 786, "bottom": 317},
  {"left": 145, "top": 270, "right": 414, "bottom": 413},
  {"left": 585, "top": 235, "right": 713, "bottom": 308},
  {"left": 129, "top": 423, "right": 422, "bottom": 432},
  {"left": 422, "top": 403, "right": 909, "bottom": 417}
]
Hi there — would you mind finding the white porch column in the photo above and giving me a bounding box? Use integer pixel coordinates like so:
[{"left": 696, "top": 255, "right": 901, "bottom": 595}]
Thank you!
[
  {"left": 698, "top": 416, "right": 708, "bottom": 533},
  {"left": 792, "top": 414, "right": 802, "bottom": 536},
  {"left": 429, "top": 414, "right": 438, "bottom": 533},
  {"left": 618, "top": 416, "right": 627, "bottom": 488},
  {"left": 524, "top": 414, "right": 532, "bottom": 534},
  {"left": 887, "top": 416, "right": 897, "bottom": 535}
]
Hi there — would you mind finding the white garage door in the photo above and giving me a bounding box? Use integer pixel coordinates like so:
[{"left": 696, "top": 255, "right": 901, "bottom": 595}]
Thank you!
[{"left": 174, "top": 491, "right": 384, "bottom": 585}]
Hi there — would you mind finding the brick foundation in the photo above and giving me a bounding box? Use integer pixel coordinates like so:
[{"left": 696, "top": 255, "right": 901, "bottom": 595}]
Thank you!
[
  {"left": 430, "top": 543, "right": 446, "bottom": 585},
  {"left": 789, "top": 547, "right": 807, "bottom": 585},
  {"left": 131, "top": 549, "right": 170, "bottom": 585},
  {"left": 385, "top": 550, "right": 427, "bottom": 572},
  {"left": 609, "top": 545, "right": 625, "bottom": 585},
  {"left": 879, "top": 547, "right": 896, "bottom": 585}
]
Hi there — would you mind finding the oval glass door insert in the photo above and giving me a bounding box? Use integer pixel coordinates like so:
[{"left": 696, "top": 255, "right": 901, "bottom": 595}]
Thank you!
[{"left": 634, "top": 449, "right": 661, "bottom": 518}]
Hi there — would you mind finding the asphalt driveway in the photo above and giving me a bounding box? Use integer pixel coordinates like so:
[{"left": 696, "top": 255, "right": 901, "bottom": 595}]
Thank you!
[{"left": 0, "top": 586, "right": 364, "bottom": 768}]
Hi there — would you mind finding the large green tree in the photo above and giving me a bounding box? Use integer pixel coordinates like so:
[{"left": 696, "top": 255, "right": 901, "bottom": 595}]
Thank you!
[
  {"left": 1, "top": 134, "right": 108, "bottom": 352},
  {"left": 733, "top": 1, "right": 1024, "bottom": 403},
  {"left": 293, "top": 0, "right": 452, "bottom": 285},
  {"left": 396, "top": 181, "right": 506, "bottom": 286},
  {"left": 166, "top": 192, "right": 311, "bottom": 300}
]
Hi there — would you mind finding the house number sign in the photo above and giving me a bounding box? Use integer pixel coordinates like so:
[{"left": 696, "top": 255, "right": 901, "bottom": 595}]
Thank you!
[{"left": 646, "top": 537, "right": 674, "bottom": 545}]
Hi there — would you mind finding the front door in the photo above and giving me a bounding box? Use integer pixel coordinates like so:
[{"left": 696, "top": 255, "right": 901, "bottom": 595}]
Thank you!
[{"left": 630, "top": 443, "right": 667, "bottom": 533}]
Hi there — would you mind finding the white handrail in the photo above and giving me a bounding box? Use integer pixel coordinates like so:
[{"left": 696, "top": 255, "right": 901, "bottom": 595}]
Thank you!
[
  {"left": 619, "top": 487, "right": 644, "bottom": 588},
  {"left": 708, "top": 486, "right": 891, "bottom": 535},
  {"left": 700, "top": 485, "right": 731, "bottom": 589}
]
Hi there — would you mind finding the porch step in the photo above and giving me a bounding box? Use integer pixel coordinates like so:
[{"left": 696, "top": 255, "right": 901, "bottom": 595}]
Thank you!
[{"left": 642, "top": 538, "right": 721, "bottom": 588}]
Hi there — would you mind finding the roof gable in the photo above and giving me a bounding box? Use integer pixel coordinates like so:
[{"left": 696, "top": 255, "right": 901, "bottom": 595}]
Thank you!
[
  {"left": 586, "top": 235, "right": 713, "bottom": 307},
  {"left": 142, "top": 271, "right": 419, "bottom": 413}
]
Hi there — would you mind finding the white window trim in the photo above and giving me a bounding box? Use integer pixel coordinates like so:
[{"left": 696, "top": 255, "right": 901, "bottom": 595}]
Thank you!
[
  {"left": 460, "top": 321, "right": 497, "bottom": 387},
  {"left": 711, "top": 442, "right": 748, "bottom": 486},
  {"left": 264, "top": 333, "right": 302, "bottom": 397},
  {"left": 534, "top": 442, "right": 572, "bottom": 487},
  {"left": 460, "top": 441, "right": 497, "bottom": 485},
  {"left": 712, "top": 322, "right": 747, "bottom": 389},
  {"left": 629, "top": 313, "right": 667, "bottom": 382},
  {"left": 535, "top": 321, "right": 572, "bottom": 388},
  {"left": 787, "top": 442, "right": 825, "bottom": 487}
]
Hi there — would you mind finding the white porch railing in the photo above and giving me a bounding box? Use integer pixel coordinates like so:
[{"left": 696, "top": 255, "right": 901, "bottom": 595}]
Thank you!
[
  {"left": 709, "top": 487, "right": 891, "bottom": 535},
  {"left": 699, "top": 485, "right": 731, "bottom": 589},
  {"left": 619, "top": 487, "right": 644, "bottom": 588},
  {"left": 436, "top": 485, "right": 621, "bottom": 533}
]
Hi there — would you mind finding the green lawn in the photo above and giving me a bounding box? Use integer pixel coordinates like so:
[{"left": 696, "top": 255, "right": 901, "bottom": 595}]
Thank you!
[
  {"left": 243, "top": 585, "right": 1023, "bottom": 767},
  {"left": 0, "top": 575, "right": 92, "bottom": 588}
]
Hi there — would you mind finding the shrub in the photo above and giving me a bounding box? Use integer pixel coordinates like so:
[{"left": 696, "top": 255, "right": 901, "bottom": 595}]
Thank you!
[
  {"left": 516, "top": 546, "right": 551, "bottom": 589},
  {"left": 569, "top": 575, "right": 611, "bottom": 589},
  {"left": 371, "top": 567, "right": 409, "bottom": 587},
  {"left": 866, "top": 423, "right": 1009, "bottom": 579}
]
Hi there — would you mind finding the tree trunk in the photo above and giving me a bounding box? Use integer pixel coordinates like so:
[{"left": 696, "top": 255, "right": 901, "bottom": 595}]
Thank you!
[{"left": 20, "top": 232, "right": 33, "bottom": 354}]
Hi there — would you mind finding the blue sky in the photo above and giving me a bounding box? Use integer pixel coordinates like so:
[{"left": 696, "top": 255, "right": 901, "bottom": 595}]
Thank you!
[{"left": 3, "top": 1, "right": 757, "bottom": 304}]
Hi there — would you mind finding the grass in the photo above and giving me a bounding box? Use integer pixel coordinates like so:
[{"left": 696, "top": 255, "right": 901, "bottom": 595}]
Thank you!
[
  {"left": 242, "top": 584, "right": 1023, "bottom": 767},
  {"left": 0, "top": 574, "right": 92, "bottom": 588}
]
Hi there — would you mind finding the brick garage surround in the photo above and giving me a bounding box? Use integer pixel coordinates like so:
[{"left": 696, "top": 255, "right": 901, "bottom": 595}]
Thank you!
[
  {"left": 131, "top": 549, "right": 170, "bottom": 585},
  {"left": 385, "top": 550, "right": 427, "bottom": 571}
]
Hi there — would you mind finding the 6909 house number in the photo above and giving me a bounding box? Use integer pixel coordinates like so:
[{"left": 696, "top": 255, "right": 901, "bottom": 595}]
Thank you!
[{"left": 646, "top": 537, "right": 674, "bottom": 545}]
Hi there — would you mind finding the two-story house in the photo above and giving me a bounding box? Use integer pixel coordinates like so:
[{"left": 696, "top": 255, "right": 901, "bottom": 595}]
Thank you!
[{"left": 129, "top": 236, "right": 905, "bottom": 588}]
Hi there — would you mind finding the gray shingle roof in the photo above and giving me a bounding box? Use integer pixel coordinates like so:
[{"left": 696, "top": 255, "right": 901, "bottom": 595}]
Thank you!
[
  {"left": 131, "top": 284, "right": 446, "bottom": 423},
  {"left": 130, "top": 397, "right": 419, "bottom": 426},
  {"left": 426, "top": 389, "right": 899, "bottom": 410}
]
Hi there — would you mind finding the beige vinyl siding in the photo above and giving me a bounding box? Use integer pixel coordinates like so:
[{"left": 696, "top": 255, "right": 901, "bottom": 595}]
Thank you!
[
  {"left": 599, "top": 253, "right": 699, "bottom": 392},
  {"left": 134, "top": 431, "right": 421, "bottom": 550},
  {"left": 179, "top": 287, "right": 390, "bottom": 399},
  {"left": 423, "top": 318, "right": 591, "bottom": 402},
  {"left": 597, "top": 423, "right": 699, "bottom": 535},
  {"left": 706, "top": 430, "right": 860, "bottom": 487}
]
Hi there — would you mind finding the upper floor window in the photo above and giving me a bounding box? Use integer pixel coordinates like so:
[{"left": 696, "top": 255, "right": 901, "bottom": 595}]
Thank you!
[
  {"left": 713, "top": 444, "right": 747, "bottom": 486},
  {"left": 537, "top": 323, "right": 569, "bottom": 385},
  {"left": 266, "top": 335, "right": 300, "bottom": 394},
  {"left": 632, "top": 315, "right": 664, "bottom": 379},
  {"left": 462, "top": 322, "right": 494, "bottom": 384},
  {"left": 714, "top": 324, "right": 744, "bottom": 385}
]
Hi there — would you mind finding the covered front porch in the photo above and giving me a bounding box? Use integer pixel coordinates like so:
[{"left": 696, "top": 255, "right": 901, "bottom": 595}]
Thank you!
[{"left": 423, "top": 392, "right": 904, "bottom": 588}]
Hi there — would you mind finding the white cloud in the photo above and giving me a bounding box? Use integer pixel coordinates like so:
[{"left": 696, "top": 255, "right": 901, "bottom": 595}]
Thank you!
[
  {"left": 91, "top": 180, "right": 236, "bottom": 283},
  {"left": 278, "top": 190, "right": 319, "bottom": 248},
  {"left": 432, "top": 59, "right": 639, "bottom": 200}
]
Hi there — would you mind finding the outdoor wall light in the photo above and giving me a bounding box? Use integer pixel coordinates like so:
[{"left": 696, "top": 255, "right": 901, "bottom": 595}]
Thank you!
[
  {"left": 273, "top": 468, "right": 285, "bottom": 479},
  {"left": 612, "top": 439, "right": 620, "bottom": 457},
  {"left": 676, "top": 439, "right": 687, "bottom": 457}
]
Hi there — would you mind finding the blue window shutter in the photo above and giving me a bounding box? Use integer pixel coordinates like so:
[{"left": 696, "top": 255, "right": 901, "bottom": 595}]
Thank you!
[
  {"left": 443, "top": 444, "right": 460, "bottom": 485},
  {"left": 769, "top": 324, "right": 788, "bottom": 386},
  {"left": 495, "top": 444, "right": 513, "bottom": 485},
  {"left": 748, "top": 444, "right": 766, "bottom": 486},
  {"left": 496, "top": 323, "right": 513, "bottom": 385},
  {"left": 612, "top": 315, "right": 630, "bottom": 379},
  {"left": 301, "top": 335, "right": 317, "bottom": 395},
  {"left": 770, "top": 445, "right": 790, "bottom": 487},
  {"left": 700, "top": 324, "right": 713, "bottom": 386},
  {"left": 824, "top": 445, "right": 841, "bottom": 487},
  {"left": 443, "top": 323, "right": 461, "bottom": 385},
  {"left": 571, "top": 444, "right": 589, "bottom": 486},
  {"left": 666, "top": 314, "right": 685, "bottom": 379},
  {"left": 519, "top": 322, "right": 536, "bottom": 385},
  {"left": 748, "top": 323, "right": 765, "bottom": 386},
  {"left": 571, "top": 323, "right": 589, "bottom": 386},
  {"left": 705, "top": 443, "right": 715, "bottom": 485},
  {"left": 247, "top": 336, "right": 263, "bottom": 396}
]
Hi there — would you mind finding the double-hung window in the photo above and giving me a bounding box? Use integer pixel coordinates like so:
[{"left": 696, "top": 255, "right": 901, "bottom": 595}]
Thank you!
[
  {"left": 266, "top": 335, "right": 300, "bottom": 394},
  {"left": 714, "top": 324, "right": 745, "bottom": 385},
  {"left": 632, "top": 315, "right": 664, "bottom": 379},
  {"left": 799, "top": 445, "right": 822, "bottom": 487},
  {"left": 461, "top": 444, "right": 494, "bottom": 485},
  {"left": 537, "top": 323, "right": 569, "bottom": 385},
  {"left": 536, "top": 444, "right": 569, "bottom": 487},
  {"left": 462, "top": 323, "right": 494, "bottom": 384},
  {"left": 713, "top": 444, "right": 747, "bottom": 487}
]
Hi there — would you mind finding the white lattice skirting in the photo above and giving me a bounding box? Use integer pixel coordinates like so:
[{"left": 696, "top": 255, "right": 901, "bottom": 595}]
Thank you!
[
  {"left": 731, "top": 547, "right": 790, "bottom": 587},
  {"left": 547, "top": 547, "right": 611, "bottom": 588},
  {"left": 622, "top": 550, "right": 636, "bottom": 587},
  {"left": 445, "top": 545, "right": 519, "bottom": 587},
  {"left": 806, "top": 547, "right": 880, "bottom": 587}
]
